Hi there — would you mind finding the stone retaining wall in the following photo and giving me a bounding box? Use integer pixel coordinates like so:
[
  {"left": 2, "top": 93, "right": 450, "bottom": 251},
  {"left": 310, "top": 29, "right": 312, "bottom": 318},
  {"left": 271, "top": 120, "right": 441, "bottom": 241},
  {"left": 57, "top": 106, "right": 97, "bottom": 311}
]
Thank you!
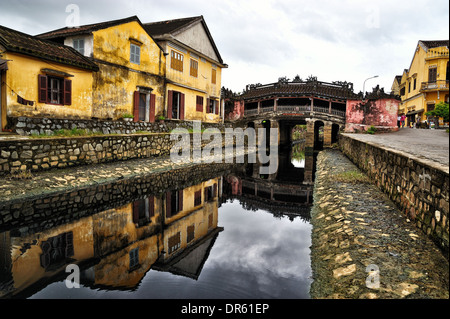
[
  {"left": 6, "top": 116, "right": 231, "bottom": 136},
  {"left": 0, "top": 129, "right": 235, "bottom": 175},
  {"left": 339, "top": 134, "right": 449, "bottom": 257}
]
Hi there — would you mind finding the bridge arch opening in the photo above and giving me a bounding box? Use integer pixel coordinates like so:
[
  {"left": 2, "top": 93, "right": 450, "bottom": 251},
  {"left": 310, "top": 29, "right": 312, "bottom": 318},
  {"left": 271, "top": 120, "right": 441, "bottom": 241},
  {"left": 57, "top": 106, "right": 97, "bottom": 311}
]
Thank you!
[
  {"left": 314, "top": 121, "right": 324, "bottom": 150},
  {"left": 331, "top": 123, "right": 340, "bottom": 144},
  {"left": 261, "top": 119, "right": 271, "bottom": 149}
]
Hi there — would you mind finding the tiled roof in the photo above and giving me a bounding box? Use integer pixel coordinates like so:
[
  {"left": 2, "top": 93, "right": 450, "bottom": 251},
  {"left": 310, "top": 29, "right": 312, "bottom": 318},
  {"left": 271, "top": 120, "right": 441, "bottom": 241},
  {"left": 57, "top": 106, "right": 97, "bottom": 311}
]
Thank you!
[
  {"left": 37, "top": 15, "right": 164, "bottom": 53},
  {"left": 144, "top": 16, "right": 224, "bottom": 65},
  {"left": 0, "top": 24, "right": 98, "bottom": 71},
  {"left": 143, "top": 16, "right": 202, "bottom": 36},
  {"left": 420, "top": 40, "right": 449, "bottom": 49},
  {"left": 241, "top": 80, "right": 358, "bottom": 101},
  {"left": 37, "top": 16, "right": 140, "bottom": 40}
]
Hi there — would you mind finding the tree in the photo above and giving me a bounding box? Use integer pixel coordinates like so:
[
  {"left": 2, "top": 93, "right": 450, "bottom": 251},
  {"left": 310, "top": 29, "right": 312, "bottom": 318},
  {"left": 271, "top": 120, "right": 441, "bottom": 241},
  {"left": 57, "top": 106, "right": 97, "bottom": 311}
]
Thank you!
[{"left": 425, "top": 101, "right": 449, "bottom": 127}]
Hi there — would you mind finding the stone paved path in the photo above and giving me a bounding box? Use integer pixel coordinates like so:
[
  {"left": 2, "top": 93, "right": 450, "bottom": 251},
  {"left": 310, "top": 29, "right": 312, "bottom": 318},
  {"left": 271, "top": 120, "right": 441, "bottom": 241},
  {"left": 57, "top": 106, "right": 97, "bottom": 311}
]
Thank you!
[
  {"left": 0, "top": 155, "right": 193, "bottom": 203},
  {"left": 310, "top": 149, "right": 449, "bottom": 299},
  {"left": 342, "top": 128, "right": 449, "bottom": 168}
]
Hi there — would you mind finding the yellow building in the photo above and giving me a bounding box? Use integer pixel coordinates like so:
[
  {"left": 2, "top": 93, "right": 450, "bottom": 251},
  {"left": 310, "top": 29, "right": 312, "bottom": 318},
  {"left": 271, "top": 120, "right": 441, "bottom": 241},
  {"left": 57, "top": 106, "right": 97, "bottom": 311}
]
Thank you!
[
  {"left": 398, "top": 40, "right": 449, "bottom": 127},
  {"left": 0, "top": 25, "right": 98, "bottom": 131},
  {"left": 144, "top": 16, "right": 228, "bottom": 123},
  {"left": 38, "top": 16, "right": 166, "bottom": 122}
]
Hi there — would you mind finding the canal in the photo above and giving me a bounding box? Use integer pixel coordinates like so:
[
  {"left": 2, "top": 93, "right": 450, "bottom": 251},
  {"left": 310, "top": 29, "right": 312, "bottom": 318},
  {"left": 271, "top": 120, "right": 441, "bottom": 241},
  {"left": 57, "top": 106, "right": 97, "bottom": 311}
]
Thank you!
[{"left": 0, "top": 144, "right": 316, "bottom": 299}]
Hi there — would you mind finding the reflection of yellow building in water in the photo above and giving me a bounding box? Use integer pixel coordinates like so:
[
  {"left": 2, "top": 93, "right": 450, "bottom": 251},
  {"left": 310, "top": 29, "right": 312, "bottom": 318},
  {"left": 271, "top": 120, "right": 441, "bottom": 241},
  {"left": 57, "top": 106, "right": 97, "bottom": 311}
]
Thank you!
[
  {"left": 0, "top": 177, "right": 222, "bottom": 297},
  {"left": 397, "top": 40, "right": 449, "bottom": 126}
]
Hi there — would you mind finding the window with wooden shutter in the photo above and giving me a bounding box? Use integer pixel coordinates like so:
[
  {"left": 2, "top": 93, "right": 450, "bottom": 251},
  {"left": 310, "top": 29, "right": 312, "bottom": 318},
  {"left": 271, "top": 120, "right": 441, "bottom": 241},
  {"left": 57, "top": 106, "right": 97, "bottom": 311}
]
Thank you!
[
  {"left": 133, "top": 91, "right": 140, "bottom": 122},
  {"left": 149, "top": 94, "right": 156, "bottom": 123},
  {"left": 179, "top": 93, "right": 185, "bottom": 120},
  {"left": 194, "top": 190, "right": 202, "bottom": 206},
  {"left": 63, "top": 79, "right": 72, "bottom": 105},
  {"left": 167, "top": 90, "right": 173, "bottom": 119},
  {"left": 196, "top": 96, "right": 203, "bottom": 112},
  {"left": 206, "top": 98, "right": 211, "bottom": 113},
  {"left": 171, "top": 50, "right": 183, "bottom": 72},
  {"left": 429, "top": 67, "right": 437, "bottom": 82},
  {"left": 38, "top": 75, "right": 48, "bottom": 103},
  {"left": 190, "top": 59, "right": 198, "bottom": 77},
  {"left": 211, "top": 68, "right": 217, "bottom": 84},
  {"left": 187, "top": 225, "right": 195, "bottom": 243}
]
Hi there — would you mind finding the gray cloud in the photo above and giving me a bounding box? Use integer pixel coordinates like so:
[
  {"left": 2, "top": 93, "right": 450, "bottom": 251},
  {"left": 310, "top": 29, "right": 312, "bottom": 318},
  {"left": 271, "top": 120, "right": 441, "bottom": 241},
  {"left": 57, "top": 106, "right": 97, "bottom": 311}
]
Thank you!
[{"left": 1, "top": 0, "right": 448, "bottom": 93}]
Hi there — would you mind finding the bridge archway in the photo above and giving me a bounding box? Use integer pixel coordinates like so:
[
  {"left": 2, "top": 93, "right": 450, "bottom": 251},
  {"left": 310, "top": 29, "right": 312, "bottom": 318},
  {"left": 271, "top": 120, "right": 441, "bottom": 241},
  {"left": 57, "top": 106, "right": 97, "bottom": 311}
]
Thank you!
[
  {"left": 314, "top": 121, "right": 324, "bottom": 150},
  {"left": 331, "top": 123, "right": 340, "bottom": 144},
  {"left": 278, "top": 119, "right": 307, "bottom": 148}
]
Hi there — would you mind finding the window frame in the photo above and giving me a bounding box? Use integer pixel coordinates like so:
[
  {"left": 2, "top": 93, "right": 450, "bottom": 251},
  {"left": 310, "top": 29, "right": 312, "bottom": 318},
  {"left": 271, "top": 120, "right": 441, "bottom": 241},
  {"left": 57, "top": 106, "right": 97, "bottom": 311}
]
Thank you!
[
  {"left": 73, "top": 38, "right": 85, "bottom": 55},
  {"left": 130, "top": 43, "right": 141, "bottom": 65},
  {"left": 171, "top": 50, "right": 184, "bottom": 72},
  {"left": 129, "top": 248, "right": 139, "bottom": 270},
  {"left": 190, "top": 58, "right": 198, "bottom": 77},
  {"left": 211, "top": 67, "right": 217, "bottom": 84},
  {"left": 38, "top": 74, "right": 72, "bottom": 106}
]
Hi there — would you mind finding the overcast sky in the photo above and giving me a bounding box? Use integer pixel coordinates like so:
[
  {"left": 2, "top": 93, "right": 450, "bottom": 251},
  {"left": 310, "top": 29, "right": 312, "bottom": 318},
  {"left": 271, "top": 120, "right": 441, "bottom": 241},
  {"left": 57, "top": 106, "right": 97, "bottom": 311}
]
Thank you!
[{"left": 1, "top": 0, "right": 449, "bottom": 94}]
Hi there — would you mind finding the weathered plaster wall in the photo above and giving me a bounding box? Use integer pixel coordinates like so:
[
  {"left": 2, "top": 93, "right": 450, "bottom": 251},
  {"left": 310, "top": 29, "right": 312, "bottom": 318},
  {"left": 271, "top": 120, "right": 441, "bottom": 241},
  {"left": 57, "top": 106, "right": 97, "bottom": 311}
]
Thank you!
[
  {"left": 166, "top": 83, "right": 221, "bottom": 123},
  {"left": 92, "top": 63, "right": 165, "bottom": 119},
  {"left": 345, "top": 98, "right": 399, "bottom": 132},
  {"left": 3, "top": 52, "right": 94, "bottom": 120},
  {"left": 91, "top": 21, "right": 166, "bottom": 120},
  {"left": 339, "top": 134, "right": 449, "bottom": 258}
]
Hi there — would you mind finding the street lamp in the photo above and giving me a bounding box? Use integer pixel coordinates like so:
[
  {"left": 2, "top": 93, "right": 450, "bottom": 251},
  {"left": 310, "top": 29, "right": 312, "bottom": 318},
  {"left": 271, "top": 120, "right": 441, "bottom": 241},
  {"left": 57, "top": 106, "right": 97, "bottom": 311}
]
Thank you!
[{"left": 363, "top": 75, "right": 379, "bottom": 99}]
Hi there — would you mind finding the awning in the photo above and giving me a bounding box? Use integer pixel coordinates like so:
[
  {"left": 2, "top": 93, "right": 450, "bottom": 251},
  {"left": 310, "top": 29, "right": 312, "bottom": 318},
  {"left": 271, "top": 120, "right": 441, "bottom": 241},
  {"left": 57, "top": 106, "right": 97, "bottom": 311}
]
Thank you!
[
  {"left": 41, "top": 68, "right": 74, "bottom": 77},
  {"left": 406, "top": 109, "right": 424, "bottom": 116},
  {"left": 0, "top": 58, "right": 8, "bottom": 71}
]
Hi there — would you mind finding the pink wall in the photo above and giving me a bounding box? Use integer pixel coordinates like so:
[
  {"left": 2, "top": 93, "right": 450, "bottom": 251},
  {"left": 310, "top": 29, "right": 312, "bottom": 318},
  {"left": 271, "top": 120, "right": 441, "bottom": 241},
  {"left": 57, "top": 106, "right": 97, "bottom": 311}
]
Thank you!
[
  {"left": 227, "top": 100, "right": 245, "bottom": 121},
  {"left": 345, "top": 98, "right": 399, "bottom": 132}
]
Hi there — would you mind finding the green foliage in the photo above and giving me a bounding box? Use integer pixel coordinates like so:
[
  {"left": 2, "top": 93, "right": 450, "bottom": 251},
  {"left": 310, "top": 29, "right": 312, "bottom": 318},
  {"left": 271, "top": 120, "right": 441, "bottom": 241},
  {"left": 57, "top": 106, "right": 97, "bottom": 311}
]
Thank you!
[
  {"left": 366, "top": 125, "right": 377, "bottom": 134},
  {"left": 332, "top": 170, "right": 370, "bottom": 184},
  {"left": 425, "top": 101, "right": 449, "bottom": 123},
  {"left": 122, "top": 113, "right": 134, "bottom": 118}
]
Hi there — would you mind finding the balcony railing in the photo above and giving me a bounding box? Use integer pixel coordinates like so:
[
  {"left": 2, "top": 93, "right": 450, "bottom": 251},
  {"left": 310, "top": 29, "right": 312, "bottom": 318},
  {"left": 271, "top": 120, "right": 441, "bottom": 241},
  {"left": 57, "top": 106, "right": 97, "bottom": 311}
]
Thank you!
[
  {"left": 425, "top": 47, "right": 449, "bottom": 60},
  {"left": 420, "top": 80, "right": 449, "bottom": 92},
  {"left": 244, "top": 104, "right": 346, "bottom": 118}
]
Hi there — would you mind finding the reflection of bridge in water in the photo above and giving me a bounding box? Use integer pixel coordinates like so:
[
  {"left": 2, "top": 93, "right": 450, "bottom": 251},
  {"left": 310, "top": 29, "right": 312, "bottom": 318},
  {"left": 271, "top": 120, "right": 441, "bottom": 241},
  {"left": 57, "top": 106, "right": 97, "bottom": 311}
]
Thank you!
[{"left": 222, "top": 146, "right": 316, "bottom": 222}]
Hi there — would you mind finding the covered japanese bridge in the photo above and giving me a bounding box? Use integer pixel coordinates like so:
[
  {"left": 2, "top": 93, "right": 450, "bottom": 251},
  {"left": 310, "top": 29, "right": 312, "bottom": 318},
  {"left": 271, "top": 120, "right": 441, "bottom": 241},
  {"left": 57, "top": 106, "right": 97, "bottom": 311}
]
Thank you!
[{"left": 238, "top": 76, "right": 359, "bottom": 149}]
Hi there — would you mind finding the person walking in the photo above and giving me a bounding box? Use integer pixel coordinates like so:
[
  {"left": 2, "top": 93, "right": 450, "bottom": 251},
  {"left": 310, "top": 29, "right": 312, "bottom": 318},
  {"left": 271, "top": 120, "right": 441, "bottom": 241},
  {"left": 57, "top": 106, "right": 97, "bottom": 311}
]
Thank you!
[{"left": 400, "top": 114, "right": 406, "bottom": 128}]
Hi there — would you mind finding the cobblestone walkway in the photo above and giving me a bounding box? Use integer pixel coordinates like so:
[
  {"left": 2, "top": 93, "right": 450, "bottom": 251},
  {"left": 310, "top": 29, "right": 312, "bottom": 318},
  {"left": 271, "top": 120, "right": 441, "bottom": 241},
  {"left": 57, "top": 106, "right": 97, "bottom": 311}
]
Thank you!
[
  {"left": 0, "top": 155, "right": 194, "bottom": 203},
  {"left": 310, "top": 149, "right": 449, "bottom": 299}
]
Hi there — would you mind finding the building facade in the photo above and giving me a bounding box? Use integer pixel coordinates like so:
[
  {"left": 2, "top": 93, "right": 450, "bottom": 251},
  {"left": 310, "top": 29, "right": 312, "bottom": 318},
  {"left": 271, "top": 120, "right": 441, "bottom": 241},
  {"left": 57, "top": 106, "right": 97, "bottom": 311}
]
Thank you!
[
  {"left": 144, "top": 16, "right": 228, "bottom": 123},
  {"left": 398, "top": 40, "right": 449, "bottom": 127},
  {"left": 0, "top": 25, "right": 98, "bottom": 131},
  {"left": 38, "top": 16, "right": 166, "bottom": 122}
]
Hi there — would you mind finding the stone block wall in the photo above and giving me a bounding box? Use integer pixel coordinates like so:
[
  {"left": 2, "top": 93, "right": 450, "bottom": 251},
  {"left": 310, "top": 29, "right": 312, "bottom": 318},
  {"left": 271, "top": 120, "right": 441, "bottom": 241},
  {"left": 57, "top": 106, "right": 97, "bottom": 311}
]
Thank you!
[
  {"left": 6, "top": 116, "right": 231, "bottom": 136},
  {"left": 0, "top": 134, "right": 173, "bottom": 174},
  {"left": 339, "top": 134, "right": 449, "bottom": 257},
  {"left": 0, "top": 130, "right": 233, "bottom": 175}
]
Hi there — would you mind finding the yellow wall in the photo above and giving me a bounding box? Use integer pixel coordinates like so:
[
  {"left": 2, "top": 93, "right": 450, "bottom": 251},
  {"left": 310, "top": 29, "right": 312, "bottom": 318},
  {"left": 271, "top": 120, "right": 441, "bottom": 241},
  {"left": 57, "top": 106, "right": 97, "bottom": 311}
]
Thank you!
[
  {"left": 9, "top": 217, "right": 94, "bottom": 294},
  {"left": 91, "top": 21, "right": 166, "bottom": 120},
  {"left": 163, "top": 178, "right": 219, "bottom": 258},
  {"left": 2, "top": 52, "right": 94, "bottom": 123},
  {"left": 399, "top": 44, "right": 449, "bottom": 125},
  {"left": 165, "top": 43, "right": 222, "bottom": 123}
]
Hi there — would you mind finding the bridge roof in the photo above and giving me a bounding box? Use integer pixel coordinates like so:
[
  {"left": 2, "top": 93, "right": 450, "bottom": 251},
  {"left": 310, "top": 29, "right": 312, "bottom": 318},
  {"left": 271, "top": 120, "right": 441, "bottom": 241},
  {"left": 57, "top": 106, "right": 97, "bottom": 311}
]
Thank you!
[{"left": 241, "top": 80, "right": 359, "bottom": 101}]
